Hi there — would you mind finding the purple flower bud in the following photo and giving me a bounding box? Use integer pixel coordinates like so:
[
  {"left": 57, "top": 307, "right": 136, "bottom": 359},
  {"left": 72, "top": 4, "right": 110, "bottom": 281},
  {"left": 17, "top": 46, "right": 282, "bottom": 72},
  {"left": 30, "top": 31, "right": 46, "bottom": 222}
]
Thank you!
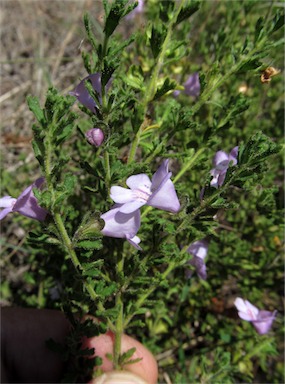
[
  {"left": 0, "top": 177, "right": 48, "bottom": 221},
  {"left": 234, "top": 298, "right": 277, "bottom": 335},
  {"left": 85, "top": 128, "right": 104, "bottom": 147},
  {"left": 185, "top": 239, "right": 208, "bottom": 280}
]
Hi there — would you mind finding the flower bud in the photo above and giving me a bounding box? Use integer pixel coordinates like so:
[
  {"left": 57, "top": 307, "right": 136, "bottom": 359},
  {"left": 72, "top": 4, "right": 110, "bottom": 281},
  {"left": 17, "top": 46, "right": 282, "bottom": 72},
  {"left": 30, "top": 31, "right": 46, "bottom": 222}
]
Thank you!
[{"left": 85, "top": 128, "right": 104, "bottom": 147}]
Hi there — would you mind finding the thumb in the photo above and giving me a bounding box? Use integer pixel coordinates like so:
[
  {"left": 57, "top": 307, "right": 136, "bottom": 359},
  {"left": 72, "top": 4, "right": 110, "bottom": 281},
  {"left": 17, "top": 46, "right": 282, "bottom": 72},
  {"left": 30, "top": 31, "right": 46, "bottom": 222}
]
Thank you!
[{"left": 92, "top": 370, "right": 148, "bottom": 384}]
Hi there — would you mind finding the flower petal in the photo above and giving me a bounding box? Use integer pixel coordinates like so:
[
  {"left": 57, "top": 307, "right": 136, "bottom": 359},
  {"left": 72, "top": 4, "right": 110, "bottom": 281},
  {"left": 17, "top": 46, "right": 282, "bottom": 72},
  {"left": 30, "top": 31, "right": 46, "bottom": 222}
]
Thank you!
[
  {"left": 212, "top": 151, "right": 229, "bottom": 170},
  {"left": 110, "top": 186, "right": 134, "bottom": 204},
  {"left": 187, "top": 239, "right": 208, "bottom": 260},
  {"left": 119, "top": 200, "right": 146, "bottom": 214},
  {"left": 126, "top": 235, "right": 142, "bottom": 251},
  {"left": 229, "top": 146, "right": 239, "bottom": 165},
  {"left": 0, "top": 207, "right": 13, "bottom": 221},
  {"left": 184, "top": 72, "right": 200, "bottom": 97},
  {"left": 69, "top": 73, "right": 101, "bottom": 113},
  {"left": 253, "top": 310, "right": 277, "bottom": 335},
  {"left": 126, "top": 174, "right": 151, "bottom": 191},
  {"left": 234, "top": 298, "right": 259, "bottom": 321},
  {"left": 13, "top": 177, "right": 48, "bottom": 221},
  {"left": 151, "top": 159, "right": 170, "bottom": 190},
  {"left": 148, "top": 179, "right": 180, "bottom": 213},
  {"left": 0, "top": 196, "right": 16, "bottom": 208},
  {"left": 101, "top": 205, "right": 141, "bottom": 241}
]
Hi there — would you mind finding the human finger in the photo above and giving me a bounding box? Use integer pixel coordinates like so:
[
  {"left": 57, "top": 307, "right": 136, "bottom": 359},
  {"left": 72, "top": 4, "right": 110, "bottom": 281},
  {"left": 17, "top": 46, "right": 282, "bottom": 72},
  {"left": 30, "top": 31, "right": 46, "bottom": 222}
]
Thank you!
[{"left": 83, "top": 331, "right": 158, "bottom": 384}]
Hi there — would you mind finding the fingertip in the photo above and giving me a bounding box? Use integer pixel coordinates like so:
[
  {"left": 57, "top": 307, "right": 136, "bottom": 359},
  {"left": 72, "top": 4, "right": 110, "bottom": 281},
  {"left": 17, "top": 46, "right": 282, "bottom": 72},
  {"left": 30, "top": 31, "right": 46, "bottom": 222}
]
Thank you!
[
  {"left": 91, "top": 370, "right": 148, "bottom": 384},
  {"left": 83, "top": 332, "right": 158, "bottom": 384}
]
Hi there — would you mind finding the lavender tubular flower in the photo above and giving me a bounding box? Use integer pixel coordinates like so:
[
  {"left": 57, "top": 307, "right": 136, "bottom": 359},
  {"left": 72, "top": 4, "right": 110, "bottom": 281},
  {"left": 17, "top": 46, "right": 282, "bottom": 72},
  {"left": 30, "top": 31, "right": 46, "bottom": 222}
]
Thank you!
[
  {"left": 0, "top": 177, "right": 48, "bottom": 221},
  {"left": 110, "top": 159, "right": 180, "bottom": 214},
  {"left": 210, "top": 146, "right": 238, "bottom": 188},
  {"left": 184, "top": 72, "right": 201, "bottom": 97},
  {"left": 185, "top": 239, "right": 208, "bottom": 280},
  {"left": 174, "top": 73, "right": 200, "bottom": 98},
  {"left": 101, "top": 205, "right": 142, "bottom": 250},
  {"left": 234, "top": 297, "right": 277, "bottom": 335},
  {"left": 69, "top": 73, "right": 112, "bottom": 113}
]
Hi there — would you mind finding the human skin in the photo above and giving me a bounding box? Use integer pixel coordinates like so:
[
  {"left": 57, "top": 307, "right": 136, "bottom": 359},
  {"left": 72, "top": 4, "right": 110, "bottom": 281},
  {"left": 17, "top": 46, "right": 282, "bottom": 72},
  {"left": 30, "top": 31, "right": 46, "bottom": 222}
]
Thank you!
[{"left": 1, "top": 307, "right": 158, "bottom": 383}]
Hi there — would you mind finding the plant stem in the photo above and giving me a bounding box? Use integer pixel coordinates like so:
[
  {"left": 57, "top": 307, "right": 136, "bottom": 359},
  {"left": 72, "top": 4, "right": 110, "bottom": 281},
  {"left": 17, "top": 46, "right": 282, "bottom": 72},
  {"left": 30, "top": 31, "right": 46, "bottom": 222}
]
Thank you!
[
  {"left": 127, "top": 0, "right": 185, "bottom": 164},
  {"left": 124, "top": 261, "right": 176, "bottom": 327},
  {"left": 173, "top": 147, "right": 206, "bottom": 184},
  {"left": 54, "top": 213, "right": 96, "bottom": 298},
  {"left": 53, "top": 212, "right": 115, "bottom": 331},
  {"left": 104, "top": 150, "right": 111, "bottom": 189}
]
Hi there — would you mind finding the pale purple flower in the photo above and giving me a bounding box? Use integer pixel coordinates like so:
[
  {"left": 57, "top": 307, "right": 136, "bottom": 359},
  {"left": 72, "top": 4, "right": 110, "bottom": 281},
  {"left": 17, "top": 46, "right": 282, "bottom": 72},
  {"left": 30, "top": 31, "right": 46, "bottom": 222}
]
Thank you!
[
  {"left": 86, "top": 128, "right": 104, "bottom": 147},
  {"left": 184, "top": 73, "right": 200, "bottom": 97},
  {"left": 125, "top": 0, "right": 144, "bottom": 20},
  {"left": 210, "top": 146, "right": 238, "bottom": 188},
  {"left": 174, "top": 73, "right": 200, "bottom": 98},
  {"left": 234, "top": 297, "right": 277, "bottom": 335},
  {"left": 110, "top": 159, "right": 180, "bottom": 214},
  {"left": 185, "top": 239, "right": 208, "bottom": 280},
  {"left": 101, "top": 205, "right": 142, "bottom": 250},
  {"left": 0, "top": 177, "right": 48, "bottom": 221},
  {"left": 69, "top": 73, "right": 111, "bottom": 113}
]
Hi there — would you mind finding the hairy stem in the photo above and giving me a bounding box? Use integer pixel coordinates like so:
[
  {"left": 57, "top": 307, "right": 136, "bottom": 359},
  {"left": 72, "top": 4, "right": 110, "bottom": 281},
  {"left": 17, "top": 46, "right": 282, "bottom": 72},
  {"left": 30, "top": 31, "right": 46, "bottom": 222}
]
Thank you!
[{"left": 127, "top": 0, "right": 185, "bottom": 164}]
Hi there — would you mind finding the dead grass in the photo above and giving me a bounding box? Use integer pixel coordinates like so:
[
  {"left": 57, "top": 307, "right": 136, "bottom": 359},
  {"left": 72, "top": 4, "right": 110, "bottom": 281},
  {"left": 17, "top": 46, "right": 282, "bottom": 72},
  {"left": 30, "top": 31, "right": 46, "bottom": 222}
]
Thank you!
[{"left": 1, "top": 0, "right": 104, "bottom": 167}]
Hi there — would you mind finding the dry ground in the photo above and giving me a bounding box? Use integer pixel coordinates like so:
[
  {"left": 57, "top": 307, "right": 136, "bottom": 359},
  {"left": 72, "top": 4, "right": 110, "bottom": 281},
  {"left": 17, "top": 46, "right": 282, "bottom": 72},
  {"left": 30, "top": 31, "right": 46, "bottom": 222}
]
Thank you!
[{"left": 1, "top": 0, "right": 104, "bottom": 171}]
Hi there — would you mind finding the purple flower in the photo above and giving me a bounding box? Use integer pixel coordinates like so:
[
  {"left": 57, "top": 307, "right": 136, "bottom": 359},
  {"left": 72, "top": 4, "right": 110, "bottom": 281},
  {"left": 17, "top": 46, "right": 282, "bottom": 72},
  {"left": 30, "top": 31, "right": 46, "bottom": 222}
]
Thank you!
[
  {"left": 185, "top": 239, "right": 208, "bottom": 280},
  {"left": 234, "top": 298, "right": 277, "bottom": 335},
  {"left": 210, "top": 146, "right": 238, "bottom": 188},
  {"left": 110, "top": 159, "right": 180, "bottom": 214},
  {"left": 174, "top": 73, "right": 200, "bottom": 98},
  {"left": 100, "top": 205, "right": 142, "bottom": 250},
  {"left": 69, "top": 73, "right": 111, "bottom": 113},
  {"left": 0, "top": 177, "right": 48, "bottom": 221},
  {"left": 85, "top": 128, "right": 104, "bottom": 147},
  {"left": 125, "top": 0, "right": 144, "bottom": 20},
  {"left": 184, "top": 73, "right": 201, "bottom": 97}
]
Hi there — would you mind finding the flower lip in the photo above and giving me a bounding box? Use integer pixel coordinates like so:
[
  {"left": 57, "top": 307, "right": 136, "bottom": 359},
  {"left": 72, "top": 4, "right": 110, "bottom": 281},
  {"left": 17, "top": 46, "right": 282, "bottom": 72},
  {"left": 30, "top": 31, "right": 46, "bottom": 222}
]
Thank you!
[{"left": 100, "top": 204, "right": 142, "bottom": 250}]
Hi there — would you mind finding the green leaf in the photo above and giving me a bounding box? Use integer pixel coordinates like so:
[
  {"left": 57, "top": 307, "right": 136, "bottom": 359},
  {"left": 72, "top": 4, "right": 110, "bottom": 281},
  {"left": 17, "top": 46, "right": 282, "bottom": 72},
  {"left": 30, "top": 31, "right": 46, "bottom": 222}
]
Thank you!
[
  {"left": 150, "top": 24, "right": 167, "bottom": 59},
  {"left": 76, "top": 240, "right": 103, "bottom": 250},
  {"left": 27, "top": 96, "right": 45, "bottom": 125},
  {"left": 32, "top": 140, "right": 45, "bottom": 167},
  {"left": 104, "top": 0, "right": 129, "bottom": 38},
  {"left": 153, "top": 77, "right": 177, "bottom": 100},
  {"left": 174, "top": 1, "right": 200, "bottom": 26},
  {"left": 270, "top": 11, "right": 285, "bottom": 34},
  {"left": 83, "top": 13, "right": 97, "bottom": 51}
]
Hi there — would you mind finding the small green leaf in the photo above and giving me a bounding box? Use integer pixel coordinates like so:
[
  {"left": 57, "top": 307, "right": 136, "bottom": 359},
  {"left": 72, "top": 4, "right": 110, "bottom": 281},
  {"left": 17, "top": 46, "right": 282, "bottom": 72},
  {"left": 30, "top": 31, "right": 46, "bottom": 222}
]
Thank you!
[
  {"left": 27, "top": 96, "right": 45, "bottom": 125},
  {"left": 174, "top": 1, "right": 200, "bottom": 26},
  {"left": 153, "top": 77, "right": 177, "bottom": 100},
  {"left": 150, "top": 24, "right": 167, "bottom": 59},
  {"left": 76, "top": 240, "right": 103, "bottom": 250}
]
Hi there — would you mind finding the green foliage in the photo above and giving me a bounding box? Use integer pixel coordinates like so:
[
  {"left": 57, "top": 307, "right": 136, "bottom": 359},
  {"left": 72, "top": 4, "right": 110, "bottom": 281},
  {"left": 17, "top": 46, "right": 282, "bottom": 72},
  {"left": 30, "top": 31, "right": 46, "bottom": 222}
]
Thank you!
[{"left": 2, "top": 0, "right": 284, "bottom": 382}]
